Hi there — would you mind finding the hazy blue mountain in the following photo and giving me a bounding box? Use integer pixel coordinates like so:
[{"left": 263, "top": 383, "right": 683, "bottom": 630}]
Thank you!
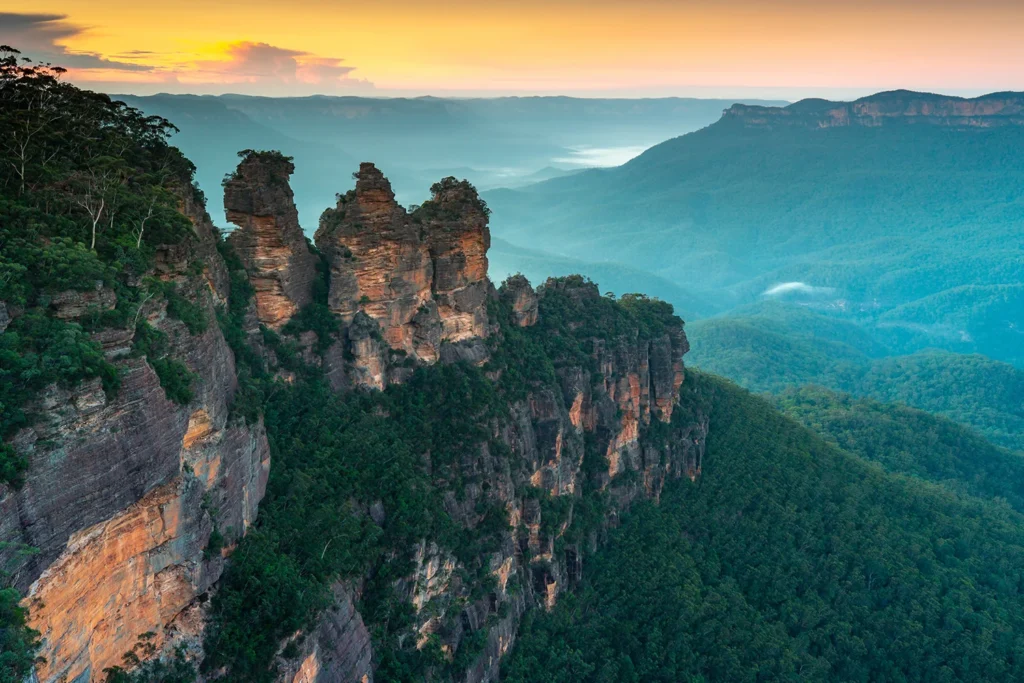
[
  {"left": 485, "top": 91, "right": 1024, "bottom": 365},
  {"left": 686, "top": 301, "right": 1024, "bottom": 451},
  {"left": 115, "top": 94, "right": 784, "bottom": 230}
]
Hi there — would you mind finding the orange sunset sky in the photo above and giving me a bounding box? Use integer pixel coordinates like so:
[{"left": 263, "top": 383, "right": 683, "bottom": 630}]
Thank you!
[{"left": 1, "top": 0, "right": 1023, "bottom": 98}]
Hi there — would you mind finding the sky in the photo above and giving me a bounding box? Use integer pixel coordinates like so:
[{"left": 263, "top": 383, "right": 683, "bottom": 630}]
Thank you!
[{"left": 1, "top": 1, "right": 1023, "bottom": 99}]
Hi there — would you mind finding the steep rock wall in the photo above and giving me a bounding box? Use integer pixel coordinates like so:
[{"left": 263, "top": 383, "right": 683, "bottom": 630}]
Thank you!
[
  {"left": 224, "top": 152, "right": 318, "bottom": 329},
  {"left": 0, "top": 194, "right": 271, "bottom": 682}
]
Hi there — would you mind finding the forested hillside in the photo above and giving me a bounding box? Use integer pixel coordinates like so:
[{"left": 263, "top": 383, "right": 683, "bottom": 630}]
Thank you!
[
  {"left": 687, "top": 303, "right": 1024, "bottom": 451},
  {"left": 777, "top": 387, "right": 1024, "bottom": 511},
  {"left": 505, "top": 373, "right": 1024, "bottom": 682}
]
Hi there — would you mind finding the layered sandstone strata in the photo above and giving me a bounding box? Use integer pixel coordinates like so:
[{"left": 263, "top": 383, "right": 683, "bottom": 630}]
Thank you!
[
  {"left": 315, "top": 164, "right": 491, "bottom": 367},
  {"left": 0, "top": 194, "right": 271, "bottom": 683},
  {"left": 725, "top": 91, "right": 1024, "bottom": 130}
]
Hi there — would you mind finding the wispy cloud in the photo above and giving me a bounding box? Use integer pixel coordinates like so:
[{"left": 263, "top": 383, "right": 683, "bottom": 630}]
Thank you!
[
  {"left": 0, "top": 13, "right": 151, "bottom": 71},
  {"left": 0, "top": 13, "right": 372, "bottom": 94}
]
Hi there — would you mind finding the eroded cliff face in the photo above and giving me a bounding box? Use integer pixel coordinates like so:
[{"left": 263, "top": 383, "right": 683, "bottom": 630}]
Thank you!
[
  {"left": 0, "top": 193, "right": 270, "bottom": 682},
  {"left": 725, "top": 91, "right": 1024, "bottom": 129},
  {"left": 271, "top": 276, "right": 703, "bottom": 683},
  {"left": 314, "top": 164, "right": 491, "bottom": 372},
  {"left": 224, "top": 152, "right": 318, "bottom": 329}
]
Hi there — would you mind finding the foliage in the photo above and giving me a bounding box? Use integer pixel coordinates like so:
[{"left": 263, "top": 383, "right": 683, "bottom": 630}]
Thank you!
[
  {"left": 147, "top": 280, "right": 208, "bottom": 335},
  {"left": 0, "top": 46, "right": 203, "bottom": 481},
  {"left": 777, "top": 386, "right": 1024, "bottom": 513},
  {"left": 411, "top": 176, "right": 490, "bottom": 222},
  {"left": 133, "top": 322, "right": 196, "bottom": 404},
  {"left": 103, "top": 634, "right": 196, "bottom": 683},
  {"left": 504, "top": 373, "right": 1024, "bottom": 682},
  {"left": 688, "top": 304, "right": 1024, "bottom": 451},
  {"left": 0, "top": 587, "right": 42, "bottom": 683},
  {"left": 0, "top": 311, "right": 119, "bottom": 484}
]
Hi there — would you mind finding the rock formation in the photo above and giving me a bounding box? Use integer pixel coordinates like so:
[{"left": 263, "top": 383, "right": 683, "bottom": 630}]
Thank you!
[
  {"left": 315, "top": 164, "right": 491, "bottom": 370},
  {"left": 225, "top": 151, "right": 318, "bottom": 329},
  {"left": 725, "top": 91, "right": 1024, "bottom": 130},
  {"left": 275, "top": 584, "right": 373, "bottom": 683},
  {"left": 4, "top": 158, "right": 699, "bottom": 683},
  {"left": 501, "top": 274, "right": 539, "bottom": 327}
]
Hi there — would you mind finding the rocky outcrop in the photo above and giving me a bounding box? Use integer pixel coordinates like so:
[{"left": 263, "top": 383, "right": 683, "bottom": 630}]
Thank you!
[
  {"left": 1, "top": 193, "right": 271, "bottom": 682},
  {"left": 500, "top": 274, "right": 538, "bottom": 327},
  {"left": 225, "top": 152, "right": 318, "bottom": 329},
  {"left": 419, "top": 177, "right": 492, "bottom": 343},
  {"left": 315, "top": 164, "right": 491, "bottom": 374},
  {"left": 277, "top": 584, "right": 373, "bottom": 683},
  {"left": 725, "top": 91, "right": 1024, "bottom": 130}
]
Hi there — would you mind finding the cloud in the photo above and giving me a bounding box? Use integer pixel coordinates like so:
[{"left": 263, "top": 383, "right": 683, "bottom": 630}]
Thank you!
[
  {"left": 191, "top": 41, "right": 368, "bottom": 91},
  {"left": 0, "top": 12, "right": 152, "bottom": 71},
  {"left": 0, "top": 15, "right": 372, "bottom": 95},
  {"left": 762, "top": 281, "right": 836, "bottom": 297}
]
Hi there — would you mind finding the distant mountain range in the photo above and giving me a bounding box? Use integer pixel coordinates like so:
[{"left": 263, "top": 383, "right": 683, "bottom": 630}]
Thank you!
[
  {"left": 486, "top": 90, "right": 1024, "bottom": 366},
  {"left": 116, "top": 94, "right": 786, "bottom": 229}
]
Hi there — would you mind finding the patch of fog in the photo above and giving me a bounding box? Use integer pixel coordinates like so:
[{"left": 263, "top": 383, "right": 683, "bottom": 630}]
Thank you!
[
  {"left": 553, "top": 145, "right": 649, "bottom": 168},
  {"left": 762, "top": 281, "right": 836, "bottom": 297}
]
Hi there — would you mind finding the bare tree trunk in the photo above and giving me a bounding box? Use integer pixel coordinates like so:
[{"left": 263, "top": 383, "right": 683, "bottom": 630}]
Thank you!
[
  {"left": 135, "top": 197, "right": 156, "bottom": 248},
  {"left": 89, "top": 196, "right": 105, "bottom": 250}
]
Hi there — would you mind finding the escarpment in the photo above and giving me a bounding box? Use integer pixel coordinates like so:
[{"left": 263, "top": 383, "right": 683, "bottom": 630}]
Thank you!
[
  {"left": 0, "top": 193, "right": 270, "bottom": 682},
  {"left": 725, "top": 90, "right": 1024, "bottom": 129},
  {"left": 5, "top": 154, "right": 703, "bottom": 683}
]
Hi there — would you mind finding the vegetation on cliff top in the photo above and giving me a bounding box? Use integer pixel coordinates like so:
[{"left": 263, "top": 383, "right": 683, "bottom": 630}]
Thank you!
[{"left": 0, "top": 46, "right": 204, "bottom": 486}]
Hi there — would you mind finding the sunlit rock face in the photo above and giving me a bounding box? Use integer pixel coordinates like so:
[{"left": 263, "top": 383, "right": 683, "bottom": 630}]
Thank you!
[
  {"left": 315, "top": 164, "right": 491, "bottom": 369},
  {"left": 0, "top": 187, "right": 271, "bottom": 683},
  {"left": 726, "top": 92, "right": 1024, "bottom": 129},
  {"left": 225, "top": 153, "right": 318, "bottom": 329}
]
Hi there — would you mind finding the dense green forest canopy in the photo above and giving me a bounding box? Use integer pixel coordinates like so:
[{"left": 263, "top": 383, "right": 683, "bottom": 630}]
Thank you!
[
  {"left": 504, "top": 373, "right": 1024, "bottom": 683},
  {"left": 686, "top": 303, "right": 1024, "bottom": 451},
  {"left": 776, "top": 386, "right": 1024, "bottom": 513}
]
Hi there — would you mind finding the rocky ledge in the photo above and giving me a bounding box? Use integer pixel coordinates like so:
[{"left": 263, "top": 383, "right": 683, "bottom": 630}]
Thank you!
[{"left": 724, "top": 90, "right": 1024, "bottom": 129}]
